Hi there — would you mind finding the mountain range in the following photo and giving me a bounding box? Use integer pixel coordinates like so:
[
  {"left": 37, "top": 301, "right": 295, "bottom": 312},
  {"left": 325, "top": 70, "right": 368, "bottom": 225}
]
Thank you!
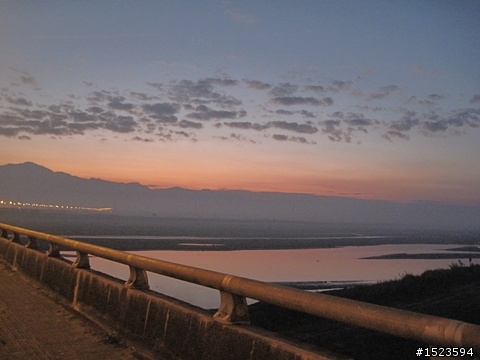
[{"left": 1, "top": 162, "right": 479, "bottom": 229}]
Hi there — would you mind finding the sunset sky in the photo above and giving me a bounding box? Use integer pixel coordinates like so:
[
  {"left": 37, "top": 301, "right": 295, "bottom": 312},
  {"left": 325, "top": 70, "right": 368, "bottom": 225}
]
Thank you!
[{"left": 1, "top": 1, "right": 479, "bottom": 206}]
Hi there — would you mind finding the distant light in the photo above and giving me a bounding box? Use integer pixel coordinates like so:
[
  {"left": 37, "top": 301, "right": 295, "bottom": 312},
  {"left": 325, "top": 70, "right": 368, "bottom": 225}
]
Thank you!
[{"left": 0, "top": 198, "right": 113, "bottom": 212}]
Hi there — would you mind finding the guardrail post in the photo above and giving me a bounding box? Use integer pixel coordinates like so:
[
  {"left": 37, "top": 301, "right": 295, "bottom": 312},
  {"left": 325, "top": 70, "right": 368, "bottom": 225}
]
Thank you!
[
  {"left": 12, "top": 232, "right": 21, "bottom": 243},
  {"left": 25, "top": 236, "right": 38, "bottom": 249},
  {"left": 46, "top": 243, "right": 61, "bottom": 257},
  {"left": 125, "top": 266, "right": 149, "bottom": 290},
  {"left": 213, "top": 291, "right": 250, "bottom": 324},
  {"left": 73, "top": 251, "right": 90, "bottom": 269}
]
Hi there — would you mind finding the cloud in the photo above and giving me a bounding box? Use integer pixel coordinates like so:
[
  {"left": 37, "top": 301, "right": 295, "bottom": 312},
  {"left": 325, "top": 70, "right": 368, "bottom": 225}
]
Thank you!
[
  {"left": 132, "top": 136, "right": 155, "bottom": 142},
  {"left": 327, "top": 80, "right": 352, "bottom": 92},
  {"left": 273, "top": 109, "right": 315, "bottom": 118},
  {"left": 271, "top": 134, "right": 314, "bottom": 144},
  {"left": 422, "top": 120, "right": 448, "bottom": 133},
  {"left": 383, "top": 108, "right": 480, "bottom": 139},
  {"left": 270, "top": 121, "right": 318, "bottom": 134},
  {"left": 208, "top": 78, "right": 239, "bottom": 87},
  {"left": 319, "top": 120, "right": 348, "bottom": 142},
  {"left": 104, "top": 115, "right": 137, "bottom": 133},
  {"left": 447, "top": 108, "right": 480, "bottom": 128},
  {"left": 318, "top": 112, "right": 377, "bottom": 143},
  {"left": 304, "top": 85, "right": 326, "bottom": 93},
  {"left": 388, "top": 111, "right": 420, "bottom": 132},
  {"left": 408, "top": 94, "right": 446, "bottom": 106},
  {"left": 1, "top": 71, "right": 479, "bottom": 145},
  {"left": 230, "top": 133, "right": 256, "bottom": 143},
  {"left": 130, "top": 91, "right": 159, "bottom": 101},
  {"left": 272, "top": 134, "right": 288, "bottom": 141},
  {"left": 87, "top": 90, "right": 124, "bottom": 104},
  {"left": 469, "top": 95, "right": 480, "bottom": 104},
  {"left": 427, "top": 93, "right": 444, "bottom": 101},
  {"left": 142, "top": 102, "right": 180, "bottom": 123},
  {"left": 177, "top": 119, "right": 202, "bottom": 129},
  {"left": 343, "top": 115, "right": 374, "bottom": 127},
  {"left": 243, "top": 79, "right": 271, "bottom": 90},
  {"left": 299, "top": 110, "right": 315, "bottom": 118},
  {"left": 0, "top": 99, "right": 140, "bottom": 138},
  {"left": 331, "top": 111, "right": 376, "bottom": 128},
  {"left": 269, "top": 83, "right": 298, "bottom": 97},
  {"left": 9, "top": 74, "right": 42, "bottom": 91},
  {"left": 223, "top": 121, "right": 269, "bottom": 131},
  {"left": 167, "top": 78, "right": 242, "bottom": 108},
  {"left": 146, "top": 82, "right": 163, "bottom": 91},
  {"left": 275, "top": 109, "right": 294, "bottom": 116},
  {"left": 186, "top": 104, "right": 246, "bottom": 121},
  {"left": 272, "top": 96, "right": 333, "bottom": 106},
  {"left": 3, "top": 95, "right": 33, "bottom": 107},
  {"left": 361, "top": 84, "right": 400, "bottom": 100},
  {"left": 108, "top": 96, "right": 134, "bottom": 111},
  {"left": 85, "top": 106, "right": 104, "bottom": 114},
  {"left": 382, "top": 130, "right": 410, "bottom": 142}
]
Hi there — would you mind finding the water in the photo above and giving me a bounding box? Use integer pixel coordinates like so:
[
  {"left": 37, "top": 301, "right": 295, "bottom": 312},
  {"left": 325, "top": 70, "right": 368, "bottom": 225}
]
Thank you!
[{"left": 85, "top": 244, "right": 472, "bottom": 309}]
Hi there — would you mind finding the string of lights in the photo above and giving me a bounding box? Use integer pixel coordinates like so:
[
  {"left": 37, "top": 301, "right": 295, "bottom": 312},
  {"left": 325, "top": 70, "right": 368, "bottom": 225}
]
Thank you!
[{"left": 0, "top": 200, "right": 112, "bottom": 212}]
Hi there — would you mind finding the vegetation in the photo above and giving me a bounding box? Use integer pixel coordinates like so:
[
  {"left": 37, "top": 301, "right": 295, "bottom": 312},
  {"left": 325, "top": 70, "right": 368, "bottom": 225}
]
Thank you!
[{"left": 249, "top": 264, "right": 480, "bottom": 360}]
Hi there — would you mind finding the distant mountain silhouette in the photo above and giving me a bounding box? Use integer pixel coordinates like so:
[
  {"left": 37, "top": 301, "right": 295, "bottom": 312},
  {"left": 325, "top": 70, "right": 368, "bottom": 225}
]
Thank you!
[{"left": 1, "top": 162, "right": 479, "bottom": 229}]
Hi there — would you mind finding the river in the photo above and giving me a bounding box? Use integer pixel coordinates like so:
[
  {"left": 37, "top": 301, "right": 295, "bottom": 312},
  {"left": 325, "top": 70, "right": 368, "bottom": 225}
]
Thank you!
[{"left": 85, "top": 243, "right": 475, "bottom": 309}]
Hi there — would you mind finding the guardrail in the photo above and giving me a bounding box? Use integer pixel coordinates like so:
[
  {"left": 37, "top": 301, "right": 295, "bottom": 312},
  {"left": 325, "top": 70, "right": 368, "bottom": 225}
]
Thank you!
[{"left": 1, "top": 222, "right": 479, "bottom": 353}]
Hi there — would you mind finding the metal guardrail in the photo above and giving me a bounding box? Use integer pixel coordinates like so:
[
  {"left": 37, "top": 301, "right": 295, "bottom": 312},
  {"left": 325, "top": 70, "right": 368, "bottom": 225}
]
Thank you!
[{"left": 1, "top": 222, "right": 479, "bottom": 353}]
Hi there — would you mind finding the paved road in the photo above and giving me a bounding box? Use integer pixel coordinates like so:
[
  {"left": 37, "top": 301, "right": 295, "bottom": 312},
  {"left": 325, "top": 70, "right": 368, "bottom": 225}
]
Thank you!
[{"left": 0, "top": 260, "right": 156, "bottom": 360}]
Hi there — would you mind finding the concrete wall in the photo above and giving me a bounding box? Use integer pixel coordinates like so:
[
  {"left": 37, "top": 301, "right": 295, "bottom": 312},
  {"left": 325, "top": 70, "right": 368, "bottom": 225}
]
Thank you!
[{"left": 0, "top": 237, "right": 348, "bottom": 360}]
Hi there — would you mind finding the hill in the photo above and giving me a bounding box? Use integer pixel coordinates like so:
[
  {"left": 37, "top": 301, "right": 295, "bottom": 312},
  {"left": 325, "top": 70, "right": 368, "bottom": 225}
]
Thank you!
[
  {"left": 1, "top": 162, "right": 480, "bottom": 229},
  {"left": 249, "top": 264, "right": 480, "bottom": 360}
]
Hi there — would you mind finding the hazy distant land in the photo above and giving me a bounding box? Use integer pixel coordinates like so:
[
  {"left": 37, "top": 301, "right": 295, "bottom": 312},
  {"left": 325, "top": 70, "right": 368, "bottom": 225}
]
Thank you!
[
  {"left": 1, "top": 162, "right": 480, "bottom": 230},
  {"left": 1, "top": 208, "right": 479, "bottom": 256}
]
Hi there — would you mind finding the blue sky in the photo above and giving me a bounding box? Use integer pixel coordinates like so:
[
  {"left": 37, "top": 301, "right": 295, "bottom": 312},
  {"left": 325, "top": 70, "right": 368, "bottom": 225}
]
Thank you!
[{"left": 1, "top": 1, "right": 479, "bottom": 205}]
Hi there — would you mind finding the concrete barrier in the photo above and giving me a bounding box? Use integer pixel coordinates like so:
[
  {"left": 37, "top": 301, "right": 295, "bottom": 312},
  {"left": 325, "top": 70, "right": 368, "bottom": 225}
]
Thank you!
[{"left": 0, "top": 236, "right": 348, "bottom": 360}]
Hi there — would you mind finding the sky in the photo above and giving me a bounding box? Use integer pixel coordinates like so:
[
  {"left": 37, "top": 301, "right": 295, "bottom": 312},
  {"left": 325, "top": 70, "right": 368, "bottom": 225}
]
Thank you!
[{"left": 1, "top": 1, "right": 479, "bottom": 206}]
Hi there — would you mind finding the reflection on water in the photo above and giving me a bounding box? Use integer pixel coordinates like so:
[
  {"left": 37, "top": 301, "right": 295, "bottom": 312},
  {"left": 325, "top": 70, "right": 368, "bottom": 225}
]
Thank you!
[{"left": 88, "top": 244, "right": 473, "bottom": 309}]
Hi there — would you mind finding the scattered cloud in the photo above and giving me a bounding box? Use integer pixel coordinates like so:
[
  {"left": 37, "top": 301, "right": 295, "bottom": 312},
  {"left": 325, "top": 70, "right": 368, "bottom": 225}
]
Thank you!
[
  {"left": 469, "top": 95, "right": 480, "bottom": 104},
  {"left": 142, "top": 103, "right": 180, "bottom": 123},
  {"left": 9, "top": 74, "right": 42, "bottom": 91},
  {"left": 3, "top": 94, "right": 33, "bottom": 107},
  {"left": 130, "top": 91, "right": 159, "bottom": 101},
  {"left": 304, "top": 85, "right": 325, "bottom": 93},
  {"left": 270, "top": 120, "right": 318, "bottom": 134},
  {"left": 178, "top": 120, "right": 203, "bottom": 129},
  {"left": 108, "top": 97, "right": 134, "bottom": 111},
  {"left": 243, "top": 79, "right": 271, "bottom": 90},
  {"left": 271, "top": 134, "right": 315, "bottom": 144},
  {"left": 185, "top": 104, "right": 246, "bottom": 121},
  {"left": 230, "top": 133, "right": 256, "bottom": 143},
  {"left": 1, "top": 73, "right": 478, "bottom": 145},
  {"left": 269, "top": 83, "right": 298, "bottom": 97},
  {"left": 353, "top": 84, "right": 400, "bottom": 101},
  {"left": 327, "top": 80, "right": 352, "bottom": 92},
  {"left": 427, "top": 93, "right": 444, "bottom": 101},
  {"left": 223, "top": 121, "right": 269, "bottom": 131},
  {"left": 272, "top": 96, "right": 333, "bottom": 106}
]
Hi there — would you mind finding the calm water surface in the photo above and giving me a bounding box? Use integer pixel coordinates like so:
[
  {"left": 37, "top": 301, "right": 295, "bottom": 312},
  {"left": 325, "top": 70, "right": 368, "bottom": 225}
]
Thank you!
[{"left": 87, "top": 244, "right": 472, "bottom": 309}]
